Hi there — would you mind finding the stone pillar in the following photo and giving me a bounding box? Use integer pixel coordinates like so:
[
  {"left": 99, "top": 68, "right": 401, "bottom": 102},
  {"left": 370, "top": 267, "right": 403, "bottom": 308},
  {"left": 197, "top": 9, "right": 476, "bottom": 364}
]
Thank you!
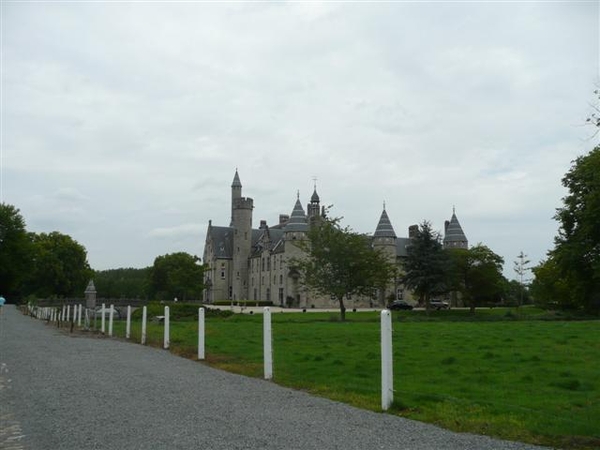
[{"left": 84, "top": 280, "right": 97, "bottom": 309}]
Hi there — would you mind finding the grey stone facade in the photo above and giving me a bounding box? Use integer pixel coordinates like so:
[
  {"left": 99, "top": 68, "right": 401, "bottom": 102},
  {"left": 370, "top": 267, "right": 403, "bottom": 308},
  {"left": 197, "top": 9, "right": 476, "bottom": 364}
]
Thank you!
[{"left": 203, "top": 171, "right": 468, "bottom": 308}]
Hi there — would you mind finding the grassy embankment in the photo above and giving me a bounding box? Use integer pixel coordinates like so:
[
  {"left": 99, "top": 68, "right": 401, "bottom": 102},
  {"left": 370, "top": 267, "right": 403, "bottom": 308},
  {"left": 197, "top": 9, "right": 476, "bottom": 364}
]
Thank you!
[{"left": 106, "top": 306, "right": 599, "bottom": 450}]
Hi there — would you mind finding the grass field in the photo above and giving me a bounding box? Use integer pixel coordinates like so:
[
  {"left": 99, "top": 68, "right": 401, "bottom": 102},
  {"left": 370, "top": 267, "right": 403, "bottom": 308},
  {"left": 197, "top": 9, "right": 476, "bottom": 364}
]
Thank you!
[{"left": 104, "top": 307, "right": 599, "bottom": 449}]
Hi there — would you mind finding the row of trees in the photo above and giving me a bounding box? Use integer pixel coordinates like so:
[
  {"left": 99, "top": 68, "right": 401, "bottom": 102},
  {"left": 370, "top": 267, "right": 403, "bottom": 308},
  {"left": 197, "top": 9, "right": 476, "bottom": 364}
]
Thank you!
[
  {"left": 295, "top": 217, "right": 513, "bottom": 320},
  {"left": 0, "top": 203, "right": 206, "bottom": 302},
  {"left": 403, "top": 222, "right": 507, "bottom": 313},
  {"left": 529, "top": 92, "right": 600, "bottom": 313},
  {"left": 0, "top": 204, "right": 93, "bottom": 299},
  {"left": 530, "top": 146, "right": 600, "bottom": 312},
  {"left": 94, "top": 253, "right": 206, "bottom": 301}
]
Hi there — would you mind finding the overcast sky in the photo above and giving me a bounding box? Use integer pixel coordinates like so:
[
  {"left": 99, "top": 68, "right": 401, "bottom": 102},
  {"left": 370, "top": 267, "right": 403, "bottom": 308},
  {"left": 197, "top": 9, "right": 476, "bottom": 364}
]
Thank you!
[{"left": 2, "top": 1, "right": 598, "bottom": 279}]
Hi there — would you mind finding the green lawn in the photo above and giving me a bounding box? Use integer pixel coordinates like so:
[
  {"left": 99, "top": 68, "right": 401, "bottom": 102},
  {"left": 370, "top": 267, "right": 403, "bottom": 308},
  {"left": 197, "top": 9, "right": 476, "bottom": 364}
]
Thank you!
[{"left": 105, "top": 308, "right": 599, "bottom": 449}]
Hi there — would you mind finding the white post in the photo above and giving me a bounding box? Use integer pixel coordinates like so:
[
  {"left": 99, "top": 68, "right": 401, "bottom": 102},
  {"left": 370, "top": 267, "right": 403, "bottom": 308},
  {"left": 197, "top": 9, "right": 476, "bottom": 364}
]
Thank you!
[
  {"left": 108, "top": 304, "right": 114, "bottom": 337},
  {"left": 198, "top": 308, "right": 205, "bottom": 360},
  {"left": 78, "top": 304, "right": 82, "bottom": 327},
  {"left": 61, "top": 305, "right": 66, "bottom": 322},
  {"left": 163, "top": 306, "right": 170, "bottom": 349},
  {"left": 66, "top": 305, "right": 70, "bottom": 322},
  {"left": 141, "top": 306, "right": 147, "bottom": 345},
  {"left": 381, "top": 309, "right": 394, "bottom": 411},
  {"left": 126, "top": 306, "right": 131, "bottom": 339},
  {"left": 101, "top": 303, "right": 106, "bottom": 334},
  {"left": 263, "top": 307, "right": 273, "bottom": 380}
]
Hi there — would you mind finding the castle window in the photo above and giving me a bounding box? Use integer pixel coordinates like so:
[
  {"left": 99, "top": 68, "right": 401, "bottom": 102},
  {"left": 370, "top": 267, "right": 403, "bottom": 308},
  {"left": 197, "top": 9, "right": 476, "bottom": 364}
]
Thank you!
[
  {"left": 279, "top": 275, "right": 283, "bottom": 285},
  {"left": 237, "top": 271, "right": 240, "bottom": 279},
  {"left": 220, "top": 270, "right": 225, "bottom": 279},
  {"left": 266, "top": 288, "right": 271, "bottom": 302},
  {"left": 278, "top": 288, "right": 284, "bottom": 304},
  {"left": 397, "top": 289, "right": 403, "bottom": 300},
  {"left": 228, "top": 286, "right": 232, "bottom": 299},
  {"left": 253, "top": 288, "right": 257, "bottom": 301},
  {"left": 267, "top": 258, "right": 271, "bottom": 270},
  {"left": 262, "top": 258, "right": 265, "bottom": 271}
]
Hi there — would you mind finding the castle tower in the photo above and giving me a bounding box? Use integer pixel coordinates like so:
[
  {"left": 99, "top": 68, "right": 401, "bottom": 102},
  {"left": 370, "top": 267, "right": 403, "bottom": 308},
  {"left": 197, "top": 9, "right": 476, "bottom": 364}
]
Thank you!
[
  {"left": 373, "top": 205, "right": 398, "bottom": 305},
  {"left": 231, "top": 170, "right": 253, "bottom": 300},
  {"left": 443, "top": 207, "right": 468, "bottom": 249},
  {"left": 307, "top": 183, "right": 321, "bottom": 222},
  {"left": 230, "top": 169, "right": 242, "bottom": 227}
]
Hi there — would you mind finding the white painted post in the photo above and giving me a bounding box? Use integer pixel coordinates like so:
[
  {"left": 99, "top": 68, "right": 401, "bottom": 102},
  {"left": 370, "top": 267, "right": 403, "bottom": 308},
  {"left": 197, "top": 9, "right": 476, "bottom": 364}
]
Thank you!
[
  {"left": 141, "top": 306, "right": 147, "bottom": 345},
  {"left": 61, "top": 305, "right": 66, "bottom": 322},
  {"left": 381, "top": 309, "right": 394, "bottom": 411},
  {"left": 101, "top": 303, "right": 106, "bottom": 334},
  {"left": 66, "top": 305, "right": 70, "bottom": 322},
  {"left": 108, "top": 304, "right": 114, "bottom": 337},
  {"left": 126, "top": 306, "right": 131, "bottom": 339},
  {"left": 198, "top": 308, "right": 205, "bottom": 360},
  {"left": 164, "top": 306, "right": 170, "bottom": 349},
  {"left": 263, "top": 307, "right": 273, "bottom": 380},
  {"left": 78, "top": 304, "right": 82, "bottom": 327}
]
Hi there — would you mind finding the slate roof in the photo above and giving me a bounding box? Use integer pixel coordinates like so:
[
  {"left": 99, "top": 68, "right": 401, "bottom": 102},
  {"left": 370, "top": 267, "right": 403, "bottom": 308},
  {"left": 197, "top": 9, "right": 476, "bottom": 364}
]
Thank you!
[
  {"left": 443, "top": 212, "right": 468, "bottom": 244},
  {"left": 374, "top": 209, "right": 397, "bottom": 238},
  {"left": 284, "top": 198, "right": 308, "bottom": 232},
  {"left": 208, "top": 226, "right": 234, "bottom": 259},
  {"left": 231, "top": 170, "right": 242, "bottom": 188},
  {"left": 396, "top": 237, "right": 411, "bottom": 257},
  {"left": 311, "top": 188, "right": 320, "bottom": 203}
]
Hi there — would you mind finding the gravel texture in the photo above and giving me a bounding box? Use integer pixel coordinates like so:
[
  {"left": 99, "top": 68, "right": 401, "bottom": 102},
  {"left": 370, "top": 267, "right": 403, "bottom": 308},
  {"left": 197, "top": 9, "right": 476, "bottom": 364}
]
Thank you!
[{"left": 0, "top": 306, "right": 551, "bottom": 450}]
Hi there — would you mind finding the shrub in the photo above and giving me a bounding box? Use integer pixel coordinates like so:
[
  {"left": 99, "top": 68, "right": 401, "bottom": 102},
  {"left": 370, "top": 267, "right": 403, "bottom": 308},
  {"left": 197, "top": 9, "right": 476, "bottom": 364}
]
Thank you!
[{"left": 131, "top": 302, "right": 233, "bottom": 320}]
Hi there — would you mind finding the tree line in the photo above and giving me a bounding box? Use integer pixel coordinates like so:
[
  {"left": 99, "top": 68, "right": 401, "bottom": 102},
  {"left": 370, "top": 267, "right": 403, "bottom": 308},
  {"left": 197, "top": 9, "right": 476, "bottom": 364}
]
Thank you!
[{"left": 0, "top": 204, "right": 205, "bottom": 302}]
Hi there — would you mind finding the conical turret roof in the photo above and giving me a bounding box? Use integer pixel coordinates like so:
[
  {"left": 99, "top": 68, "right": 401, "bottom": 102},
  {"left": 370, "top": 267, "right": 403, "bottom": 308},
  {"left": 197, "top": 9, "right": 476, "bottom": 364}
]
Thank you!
[
  {"left": 311, "top": 188, "right": 320, "bottom": 203},
  {"left": 285, "top": 196, "right": 308, "bottom": 232},
  {"left": 231, "top": 170, "right": 242, "bottom": 188},
  {"left": 444, "top": 210, "right": 468, "bottom": 246},
  {"left": 374, "top": 208, "right": 397, "bottom": 238}
]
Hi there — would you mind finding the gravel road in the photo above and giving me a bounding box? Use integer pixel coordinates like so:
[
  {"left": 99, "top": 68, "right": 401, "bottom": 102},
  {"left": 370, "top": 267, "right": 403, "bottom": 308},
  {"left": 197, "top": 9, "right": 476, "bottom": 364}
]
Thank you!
[{"left": 0, "top": 305, "right": 551, "bottom": 450}]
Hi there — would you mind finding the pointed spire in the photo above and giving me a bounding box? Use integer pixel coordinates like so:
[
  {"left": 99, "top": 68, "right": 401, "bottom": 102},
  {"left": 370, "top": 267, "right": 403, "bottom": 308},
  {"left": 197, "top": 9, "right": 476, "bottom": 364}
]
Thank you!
[
  {"left": 285, "top": 196, "right": 308, "bottom": 232},
  {"left": 374, "top": 208, "right": 397, "bottom": 238},
  {"left": 443, "top": 208, "right": 468, "bottom": 248},
  {"left": 311, "top": 186, "right": 320, "bottom": 203},
  {"left": 232, "top": 169, "right": 242, "bottom": 188}
]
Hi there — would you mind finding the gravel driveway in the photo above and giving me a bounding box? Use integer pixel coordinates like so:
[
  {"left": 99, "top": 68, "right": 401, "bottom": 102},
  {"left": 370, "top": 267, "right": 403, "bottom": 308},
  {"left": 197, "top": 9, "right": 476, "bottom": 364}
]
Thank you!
[{"left": 0, "top": 305, "right": 550, "bottom": 450}]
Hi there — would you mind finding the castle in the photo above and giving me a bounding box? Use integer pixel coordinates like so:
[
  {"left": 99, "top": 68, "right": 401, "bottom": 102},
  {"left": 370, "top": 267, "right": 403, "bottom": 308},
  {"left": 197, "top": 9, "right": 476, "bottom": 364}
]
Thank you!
[{"left": 202, "top": 170, "right": 468, "bottom": 308}]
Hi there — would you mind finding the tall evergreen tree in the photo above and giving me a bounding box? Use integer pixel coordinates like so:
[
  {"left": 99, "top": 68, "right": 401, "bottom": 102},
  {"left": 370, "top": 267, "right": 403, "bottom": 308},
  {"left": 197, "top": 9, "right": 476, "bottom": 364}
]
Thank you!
[{"left": 402, "top": 221, "right": 448, "bottom": 312}]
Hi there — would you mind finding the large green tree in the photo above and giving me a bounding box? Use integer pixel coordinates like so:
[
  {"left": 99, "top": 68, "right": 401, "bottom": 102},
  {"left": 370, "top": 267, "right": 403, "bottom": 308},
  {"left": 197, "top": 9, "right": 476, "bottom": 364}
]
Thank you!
[
  {"left": 447, "top": 244, "right": 505, "bottom": 313},
  {"left": 294, "top": 218, "right": 396, "bottom": 321},
  {"left": 402, "top": 221, "right": 448, "bottom": 312},
  {"left": 149, "top": 252, "right": 205, "bottom": 301},
  {"left": 0, "top": 203, "right": 32, "bottom": 299},
  {"left": 530, "top": 258, "right": 573, "bottom": 310},
  {"left": 549, "top": 146, "right": 600, "bottom": 312},
  {"left": 26, "top": 231, "right": 92, "bottom": 298}
]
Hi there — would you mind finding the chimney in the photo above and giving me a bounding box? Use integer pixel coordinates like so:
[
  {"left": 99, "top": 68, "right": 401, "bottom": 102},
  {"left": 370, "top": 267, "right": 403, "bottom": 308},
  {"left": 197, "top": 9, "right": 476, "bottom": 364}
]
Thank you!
[
  {"left": 279, "top": 214, "right": 289, "bottom": 225},
  {"left": 408, "top": 224, "right": 419, "bottom": 239},
  {"left": 259, "top": 220, "right": 267, "bottom": 229}
]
